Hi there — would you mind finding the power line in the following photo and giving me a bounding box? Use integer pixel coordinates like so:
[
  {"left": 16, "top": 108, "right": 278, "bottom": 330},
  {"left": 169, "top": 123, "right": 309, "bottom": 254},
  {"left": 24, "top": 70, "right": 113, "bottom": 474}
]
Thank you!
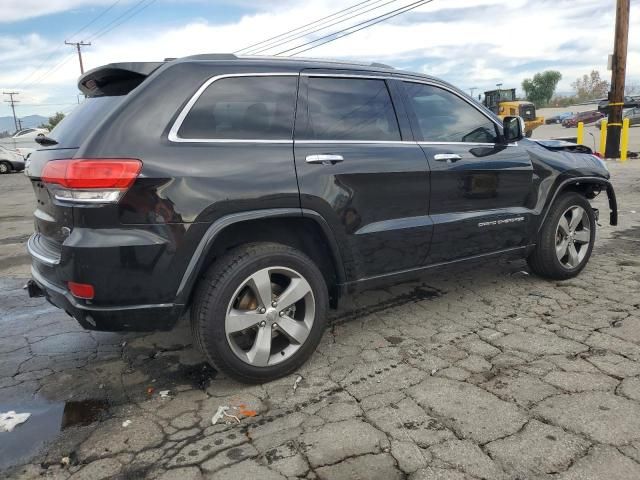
[
  {"left": 66, "top": 0, "right": 122, "bottom": 41},
  {"left": 248, "top": 0, "right": 400, "bottom": 56},
  {"left": 276, "top": 0, "right": 434, "bottom": 56},
  {"left": 21, "top": 55, "right": 75, "bottom": 92},
  {"left": 14, "top": 0, "right": 121, "bottom": 88},
  {"left": 87, "top": 0, "right": 157, "bottom": 42},
  {"left": 18, "top": 0, "right": 157, "bottom": 94},
  {"left": 238, "top": 0, "right": 384, "bottom": 55}
]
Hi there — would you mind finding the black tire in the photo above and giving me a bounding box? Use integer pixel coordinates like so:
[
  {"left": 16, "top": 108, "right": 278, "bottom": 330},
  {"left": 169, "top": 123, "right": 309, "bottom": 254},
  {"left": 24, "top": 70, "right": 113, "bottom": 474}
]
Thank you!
[
  {"left": 190, "top": 242, "right": 328, "bottom": 383},
  {"left": 527, "top": 192, "right": 596, "bottom": 280},
  {"left": 0, "top": 162, "right": 11, "bottom": 174},
  {"left": 525, "top": 130, "right": 533, "bottom": 138}
]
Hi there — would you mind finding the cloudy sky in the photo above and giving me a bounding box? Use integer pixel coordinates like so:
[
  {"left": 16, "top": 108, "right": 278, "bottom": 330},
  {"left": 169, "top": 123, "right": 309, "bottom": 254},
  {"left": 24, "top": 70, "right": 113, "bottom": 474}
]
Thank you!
[{"left": 1, "top": 0, "right": 639, "bottom": 118}]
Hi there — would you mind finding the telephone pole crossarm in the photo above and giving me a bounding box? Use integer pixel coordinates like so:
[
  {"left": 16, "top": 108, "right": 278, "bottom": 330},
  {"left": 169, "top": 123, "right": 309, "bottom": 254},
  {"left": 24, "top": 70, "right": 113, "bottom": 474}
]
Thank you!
[
  {"left": 3, "top": 91, "right": 20, "bottom": 131},
  {"left": 65, "top": 40, "right": 92, "bottom": 74}
]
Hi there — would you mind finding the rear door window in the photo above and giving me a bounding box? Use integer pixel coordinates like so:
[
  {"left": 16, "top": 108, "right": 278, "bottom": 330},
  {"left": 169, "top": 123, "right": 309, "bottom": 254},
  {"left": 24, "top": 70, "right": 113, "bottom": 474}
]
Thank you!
[
  {"left": 303, "top": 77, "right": 400, "bottom": 141},
  {"left": 177, "top": 76, "right": 298, "bottom": 140},
  {"left": 403, "top": 82, "right": 498, "bottom": 144}
]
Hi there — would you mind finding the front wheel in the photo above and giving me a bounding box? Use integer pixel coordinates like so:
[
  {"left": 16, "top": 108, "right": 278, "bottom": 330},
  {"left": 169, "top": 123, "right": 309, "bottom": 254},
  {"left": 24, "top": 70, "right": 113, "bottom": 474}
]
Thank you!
[
  {"left": 190, "top": 242, "right": 328, "bottom": 383},
  {"left": 0, "top": 162, "right": 11, "bottom": 174},
  {"left": 527, "top": 192, "right": 596, "bottom": 280}
]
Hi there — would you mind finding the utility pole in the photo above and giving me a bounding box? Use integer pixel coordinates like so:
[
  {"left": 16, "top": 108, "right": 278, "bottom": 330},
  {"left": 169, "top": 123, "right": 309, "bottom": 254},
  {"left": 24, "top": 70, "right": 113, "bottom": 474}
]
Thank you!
[
  {"left": 65, "top": 41, "right": 91, "bottom": 74},
  {"left": 469, "top": 87, "right": 478, "bottom": 98},
  {"left": 2, "top": 91, "right": 20, "bottom": 131},
  {"left": 605, "top": 0, "right": 630, "bottom": 158}
]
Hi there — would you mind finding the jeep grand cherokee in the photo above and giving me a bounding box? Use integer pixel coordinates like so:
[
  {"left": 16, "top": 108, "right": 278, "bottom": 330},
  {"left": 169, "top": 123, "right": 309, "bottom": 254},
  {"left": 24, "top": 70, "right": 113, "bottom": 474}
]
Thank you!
[{"left": 26, "top": 54, "right": 617, "bottom": 382}]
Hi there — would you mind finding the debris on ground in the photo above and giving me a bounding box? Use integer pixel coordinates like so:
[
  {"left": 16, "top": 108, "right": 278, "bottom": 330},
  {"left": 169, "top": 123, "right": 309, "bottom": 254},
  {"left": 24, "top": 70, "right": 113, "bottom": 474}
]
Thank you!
[
  {"left": 431, "top": 368, "right": 438, "bottom": 375},
  {"left": 293, "top": 375, "right": 303, "bottom": 393},
  {"left": 0, "top": 411, "right": 31, "bottom": 432},
  {"left": 237, "top": 404, "right": 257, "bottom": 417},
  {"left": 122, "top": 420, "right": 132, "bottom": 428},
  {"left": 212, "top": 406, "right": 240, "bottom": 425},
  {"left": 511, "top": 270, "right": 529, "bottom": 276},
  {"left": 159, "top": 390, "right": 170, "bottom": 398},
  {"left": 146, "top": 386, "right": 155, "bottom": 395},
  {"left": 60, "top": 457, "right": 70, "bottom": 467}
]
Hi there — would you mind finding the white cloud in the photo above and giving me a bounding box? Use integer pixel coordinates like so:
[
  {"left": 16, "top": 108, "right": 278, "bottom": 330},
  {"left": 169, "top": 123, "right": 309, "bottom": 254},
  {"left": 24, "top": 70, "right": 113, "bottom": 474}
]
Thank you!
[
  {"left": 0, "top": 0, "right": 117, "bottom": 23},
  {"left": 1, "top": 0, "right": 639, "bottom": 116}
]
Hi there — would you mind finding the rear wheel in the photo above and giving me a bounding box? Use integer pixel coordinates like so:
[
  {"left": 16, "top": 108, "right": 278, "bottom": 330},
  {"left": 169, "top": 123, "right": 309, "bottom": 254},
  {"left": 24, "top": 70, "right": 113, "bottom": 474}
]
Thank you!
[
  {"left": 190, "top": 242, "right": 328, "bottom": 383},
  {"left": 0, "top": 162, "right": 11, "bottom": 174},
  {"left": 527, "top": 192, "right": 596, "bottom": 279}
]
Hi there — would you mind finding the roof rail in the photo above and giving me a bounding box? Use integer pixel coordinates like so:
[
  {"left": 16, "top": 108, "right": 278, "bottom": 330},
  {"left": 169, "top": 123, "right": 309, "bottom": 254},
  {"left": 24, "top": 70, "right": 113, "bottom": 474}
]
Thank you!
[
  {"left": 182, "top": 53, "right": 239, "bottom": 61},
  {"left": 369, "top": 62, "right": 394, "bottom": 69},
  {"left": 175, "top": 53, "right": 396, "bottom": 70}
]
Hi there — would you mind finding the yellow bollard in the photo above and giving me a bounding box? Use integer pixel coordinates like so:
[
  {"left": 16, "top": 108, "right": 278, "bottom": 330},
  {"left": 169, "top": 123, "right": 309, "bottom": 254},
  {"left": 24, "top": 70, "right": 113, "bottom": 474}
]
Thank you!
[
  {"left": 577, "top": 122, "right": 584, "bottom": 145},
  {"left": 599, "top": 120, "right": 608, "bottom": 156},
  {"left": 621, "top": 118, "right": 630, "bottom": 162}
]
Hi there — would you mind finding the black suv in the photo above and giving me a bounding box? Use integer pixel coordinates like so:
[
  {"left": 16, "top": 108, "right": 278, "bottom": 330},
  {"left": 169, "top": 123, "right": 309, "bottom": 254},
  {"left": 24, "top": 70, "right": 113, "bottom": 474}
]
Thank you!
[{"left": 26, "top": 54, "right": 617, "bottom": 382}]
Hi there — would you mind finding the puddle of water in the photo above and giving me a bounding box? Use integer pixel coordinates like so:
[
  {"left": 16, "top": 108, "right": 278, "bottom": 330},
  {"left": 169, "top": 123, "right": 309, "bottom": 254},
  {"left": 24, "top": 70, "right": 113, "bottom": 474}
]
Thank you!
[{"left": 0, "top": 399, "right": 109, "bottom": 471}]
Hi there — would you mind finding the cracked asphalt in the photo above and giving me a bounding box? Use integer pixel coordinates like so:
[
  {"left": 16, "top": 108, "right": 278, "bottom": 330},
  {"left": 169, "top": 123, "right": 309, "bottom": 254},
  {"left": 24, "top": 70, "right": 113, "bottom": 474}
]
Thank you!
[{"left": 1, "top": 161, "right": 640, "bottom": 480}]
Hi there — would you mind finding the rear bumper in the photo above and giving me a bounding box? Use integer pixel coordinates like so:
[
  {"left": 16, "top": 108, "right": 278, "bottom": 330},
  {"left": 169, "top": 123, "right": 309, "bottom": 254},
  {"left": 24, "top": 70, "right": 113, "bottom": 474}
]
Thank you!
[
  {"left": 26, "top": 229, "right": 188, "bottom": 332},
  {"left": 28, "top": 266, "right": 182, "bottom": 331}
]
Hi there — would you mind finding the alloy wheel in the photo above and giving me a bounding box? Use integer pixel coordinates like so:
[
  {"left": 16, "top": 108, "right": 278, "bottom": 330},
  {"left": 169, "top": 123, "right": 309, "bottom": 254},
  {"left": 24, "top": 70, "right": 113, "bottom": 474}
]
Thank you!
[
  {"left": 225, "top": 266, "right": 315, "bottom": 367},
  {"left": 555, "top": 205, "right": 591, "bottom": 269}
]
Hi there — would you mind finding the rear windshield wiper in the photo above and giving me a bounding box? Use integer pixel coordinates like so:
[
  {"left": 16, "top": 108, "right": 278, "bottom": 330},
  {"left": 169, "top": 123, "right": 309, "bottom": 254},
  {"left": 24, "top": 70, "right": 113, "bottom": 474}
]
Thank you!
[{"left": 35, "top": 134, "right": 58, "bottom": 146}]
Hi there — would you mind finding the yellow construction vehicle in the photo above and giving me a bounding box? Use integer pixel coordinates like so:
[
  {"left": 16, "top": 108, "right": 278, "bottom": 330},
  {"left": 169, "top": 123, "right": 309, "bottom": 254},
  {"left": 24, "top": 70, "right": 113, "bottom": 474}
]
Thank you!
[{"left": 483, "top": 88, "right": 544, "bottom": 137}]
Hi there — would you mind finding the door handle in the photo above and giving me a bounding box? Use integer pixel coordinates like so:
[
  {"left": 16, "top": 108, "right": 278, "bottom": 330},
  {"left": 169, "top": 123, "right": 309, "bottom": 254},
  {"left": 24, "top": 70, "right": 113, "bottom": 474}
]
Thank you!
[
  {"left": 434, "top": 153, "right": 462, "bottom": 163},
  {"left": 305, "top": 154, "right": 344, "bottom": 165}
]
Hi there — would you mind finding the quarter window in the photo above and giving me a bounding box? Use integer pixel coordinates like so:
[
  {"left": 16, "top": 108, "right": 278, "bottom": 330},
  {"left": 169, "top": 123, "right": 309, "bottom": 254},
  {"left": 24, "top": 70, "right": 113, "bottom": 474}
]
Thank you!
[
  {"left": 404, "top": 82, "right": 498, "bottom": 144},
  {"left": 305, "top": 77, "right": 401, "bottom": 141},
  {"left": 178, "top": 76, "right": 298, "bottom": 140}
]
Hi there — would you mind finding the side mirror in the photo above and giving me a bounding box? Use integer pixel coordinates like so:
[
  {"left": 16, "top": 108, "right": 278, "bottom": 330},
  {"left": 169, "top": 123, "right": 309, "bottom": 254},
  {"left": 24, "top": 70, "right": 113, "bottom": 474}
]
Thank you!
[{"left": 503, "top": 116, "right": 525, "bottom": 143}]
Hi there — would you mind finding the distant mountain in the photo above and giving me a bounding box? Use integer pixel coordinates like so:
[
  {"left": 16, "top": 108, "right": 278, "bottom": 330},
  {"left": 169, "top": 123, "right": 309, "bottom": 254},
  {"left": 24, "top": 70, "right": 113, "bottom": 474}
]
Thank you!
[{"left": 0, "top": 115, "right": 48, "bottom": 134}]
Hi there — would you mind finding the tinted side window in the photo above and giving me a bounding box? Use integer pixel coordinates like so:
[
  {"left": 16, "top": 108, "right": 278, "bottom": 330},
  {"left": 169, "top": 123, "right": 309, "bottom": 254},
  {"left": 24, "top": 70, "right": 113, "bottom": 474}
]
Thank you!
[
  {"left": 305, "top": 78, "right": 400, "bottom": 141},
  {"left": 404, "top": 83, "right": 498, "bottom": 143},
  {"left": 179, "top": 76, "right": 298, "bottom": 140}
]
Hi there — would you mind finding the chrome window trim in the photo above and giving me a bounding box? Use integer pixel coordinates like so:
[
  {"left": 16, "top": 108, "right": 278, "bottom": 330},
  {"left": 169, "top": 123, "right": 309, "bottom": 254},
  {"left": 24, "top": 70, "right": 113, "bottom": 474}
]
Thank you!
[
  {"left": 168, "top": 72, "right": 299, "bottom": 143},
  {"left": 296, "top": 140, "right": 415, "bottom": 145},
  {"left": 168, "top": 71, "right": 518, "bottom": 147},
  {"left": 301, "top": 72, "right": 395, "bottom": 80}
]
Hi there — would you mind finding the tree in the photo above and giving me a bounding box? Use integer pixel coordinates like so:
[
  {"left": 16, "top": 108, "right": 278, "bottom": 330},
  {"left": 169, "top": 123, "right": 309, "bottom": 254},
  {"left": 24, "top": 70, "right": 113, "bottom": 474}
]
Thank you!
[
  {"left": 626, "top": 82, "right": 640, "bottom": 96},
  {"left": 521, "top": 70, "right": 562, "bottom": 106},
  {"left": 571, "top": 70, "right": 610, "bottom": 101},
  {"left": 39, "top": 112, "right": 65, "bottom": 131}
]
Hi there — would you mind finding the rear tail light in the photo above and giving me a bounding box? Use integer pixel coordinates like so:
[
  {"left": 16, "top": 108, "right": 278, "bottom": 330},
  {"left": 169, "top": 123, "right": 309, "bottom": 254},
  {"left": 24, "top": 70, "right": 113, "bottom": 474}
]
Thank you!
[
  {"left": 42, "top": 159, "right": 142, "bottom": 203},
  {"left": 68, "top": 281, "right": 95, "bottom": 299}
]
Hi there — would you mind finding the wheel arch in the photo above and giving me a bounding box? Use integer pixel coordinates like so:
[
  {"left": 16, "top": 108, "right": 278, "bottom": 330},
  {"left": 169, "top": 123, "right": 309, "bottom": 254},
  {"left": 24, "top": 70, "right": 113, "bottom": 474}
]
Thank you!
[
  {"left": 175, "top": 208, "right": 346, "bottom": 310},
  {"left": 539, "top": 176, "right": 618, "bottom": 231}
]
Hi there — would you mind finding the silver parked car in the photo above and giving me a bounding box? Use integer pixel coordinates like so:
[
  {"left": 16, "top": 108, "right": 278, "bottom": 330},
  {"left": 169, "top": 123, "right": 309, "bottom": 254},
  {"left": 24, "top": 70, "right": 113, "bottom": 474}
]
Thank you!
[{"left": 0, "top": 145, "right": 25, "bottom": 174}]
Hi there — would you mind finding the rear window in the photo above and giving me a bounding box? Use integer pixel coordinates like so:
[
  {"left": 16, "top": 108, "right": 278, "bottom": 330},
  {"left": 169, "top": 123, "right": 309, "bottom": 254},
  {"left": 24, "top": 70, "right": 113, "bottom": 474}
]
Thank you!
[
  {"left": 177, "top": 76, "right": 298, "bottom": 140},
  {"left": 49, "top": 96, "right": 124, "bottom": 148}
]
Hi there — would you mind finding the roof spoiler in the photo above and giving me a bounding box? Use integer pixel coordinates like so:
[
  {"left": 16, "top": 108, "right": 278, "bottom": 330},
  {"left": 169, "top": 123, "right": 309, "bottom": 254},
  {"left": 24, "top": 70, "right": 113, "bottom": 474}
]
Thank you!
[{"left": 78, "top": 62, "right": 165, "bottom": 97}]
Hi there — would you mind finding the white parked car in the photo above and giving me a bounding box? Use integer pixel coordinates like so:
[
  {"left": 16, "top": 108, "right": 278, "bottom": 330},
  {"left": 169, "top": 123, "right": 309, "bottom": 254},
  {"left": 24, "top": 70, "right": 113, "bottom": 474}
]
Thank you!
[
  {"left": 0, "top": 145, "right": 25, "bottom": 174},
  {"left": 0, "top": 127, "right": 49, "bottom": 154}
]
